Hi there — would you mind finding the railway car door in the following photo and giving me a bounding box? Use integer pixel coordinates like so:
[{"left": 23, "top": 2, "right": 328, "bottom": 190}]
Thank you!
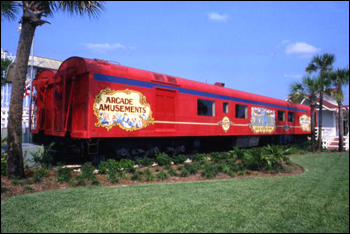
[{"left": 155, "top": 89, "right": 176, "bottom": 130}]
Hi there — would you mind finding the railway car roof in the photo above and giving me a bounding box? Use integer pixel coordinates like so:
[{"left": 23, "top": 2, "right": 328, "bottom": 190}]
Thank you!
[{"left": 57, "top": 56, "right": 309, "bottom": 113}]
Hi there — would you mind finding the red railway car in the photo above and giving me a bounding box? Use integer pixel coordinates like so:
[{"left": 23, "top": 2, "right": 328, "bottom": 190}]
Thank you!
[{"left": 31, "top": 57, "right": 311, "bottom": 158}]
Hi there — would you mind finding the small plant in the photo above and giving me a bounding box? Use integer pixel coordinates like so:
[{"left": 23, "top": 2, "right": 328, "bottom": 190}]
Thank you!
[
  {"left": 233, "top": 147, "right": 245, "bottom": 160},
  {"left": 171, "top": 154, "right": 187, "bottom": 165},
  {"left": 168, "top": 168, "right": 178, "bottom": 176},
  {"left": 201, "top": 164, "right": 219, "bottom": 179},
  {"left": 131, "top": 171, "right": 142, "bottom": 181},
  {"left": 1, "top": 137, "right": 8, "bottom": 176},
  {"left": 237, "top": 171, "right": 245, "bottom": 176},
  {"left": 137, "top": 158, "right": 155, "bottom": 167},
  {"left": 33, "top": 167, "right": 50, "bottom": 183},
  {"left": 56, "top": 164, "right": 72, "bottom": 183},
  {"left": 191, "top": 153, "right": 209, "bottom": 163},
  {"left": 81, "top": 162, "right": 96, "bottom": 181},
  {"left": 71, "top": 174, "right": 87, "bottom": 187},
  {"left": 184, "top": 164, "right": 198, "bottom": 175},
  {"left": 156, "top": 171, "right": 168, "bottom": 181},
  {"left": 29, "top": 143, "right": 55, "bottom": 167},
  {"left": 156, "top": 153, "right": 172, "bottom": 166},
  {"left": 244, "top": 148, "right": 272, "bottom": 171},
  {"left": 24, "top": 185, "right": 34, "bottom": 191},
  {"left": 119, "top": 159, "right": 135, "bottom": 172},
  {"left": 11, "top": 180, "right": 22, "bottom": 186},
  {"left": 1, "top": 185, "right": 8, "bottom": 194},
  {"left": 144, "top": 169, "right": 155, "bottom": 182},
  {"left": 180, "top": 169, "right": 189, "bottom": 177}
]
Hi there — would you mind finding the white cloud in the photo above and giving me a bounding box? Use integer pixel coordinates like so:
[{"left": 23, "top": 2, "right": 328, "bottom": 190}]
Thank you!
[
  {"left": 285, "top": 42, "right": 320, "bottom": 56},
  {"left": 207, "top": 12, "right": 229, "bottom": 22},
  {"left": 84, "top": 43, "right": 135, "bottom": 54}
]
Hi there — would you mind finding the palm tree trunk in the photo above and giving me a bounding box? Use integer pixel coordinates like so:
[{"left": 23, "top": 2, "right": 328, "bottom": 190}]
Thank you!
[
  {"left": 338, "top": 102, "right": 344, "bottom": 152},
  {"left": 310, "top": 104, "right": 316, "bottom": 153},
  {"left": 317, "top": 93, "right": 324, "bottom": 151},
  {"left": 7, "top": 21, "right": 36, "bottom": 179}
]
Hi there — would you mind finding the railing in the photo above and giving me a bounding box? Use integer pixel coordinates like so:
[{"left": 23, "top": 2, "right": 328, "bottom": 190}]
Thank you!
[
  {"left": 322, "top": 135, "right": 349, "bottom": 151},
  {"left": 316, "top": 127, "right": 336, "bottom": 140}
]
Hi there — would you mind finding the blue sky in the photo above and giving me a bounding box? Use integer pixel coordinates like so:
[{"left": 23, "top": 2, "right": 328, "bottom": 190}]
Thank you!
[{"left": 1, "top": 1, "right": 349, "bottom": 104}]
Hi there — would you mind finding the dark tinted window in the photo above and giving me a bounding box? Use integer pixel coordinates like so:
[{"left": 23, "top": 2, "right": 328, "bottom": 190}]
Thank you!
[
  {"left": 288, "top": 112, "right": 295, "bottom": 122},
  {"left": 278, "top": 110, "right": 285, "bottom": 121},
  {"left": 198, "top": 99, "right": 215, "bottom": 116},
  {"left": 235, "top": 104, "right": 248, "bottom": 119}
]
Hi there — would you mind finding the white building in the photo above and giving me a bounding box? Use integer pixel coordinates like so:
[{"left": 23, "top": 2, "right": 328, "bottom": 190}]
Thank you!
[
  {"left": 1, "top": 49, "right": 62, "bottom": 134},
  {"left": 286, "top": 95, "right": 349, "bottom": 151}
]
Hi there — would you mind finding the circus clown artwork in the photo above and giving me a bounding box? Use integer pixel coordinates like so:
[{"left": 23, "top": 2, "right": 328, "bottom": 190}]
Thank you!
[
  {"left": 299, "top": 114, "right": 311, "bottom": 132},
  {"left": 94, "top": 88, "right": 154, "bottom": 131}
]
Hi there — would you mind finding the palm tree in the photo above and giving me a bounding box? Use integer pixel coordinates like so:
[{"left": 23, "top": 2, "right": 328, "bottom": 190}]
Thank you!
[
  {"left": 1, "top": 1, "right": 105, "bottom": 179},
  {"left": 329, "top": 68, "right": 349, "bottom": 152},
  {"left": 305, "top": 53, "right": 335, "bottom": 150},
  {"left": 290, "top": 75, "right": 321, "bottom": 153}
]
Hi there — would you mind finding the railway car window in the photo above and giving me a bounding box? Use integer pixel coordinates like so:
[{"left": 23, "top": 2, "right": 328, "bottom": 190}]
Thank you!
[
  {"left": 198, "top": 99, "right": 216, "bottom": 116},
  {"left": 278, "top": 110, "right": 285, "bottom": 121},
  {"left": 223, "top": 102, "right": 229, "bottom": 113},
  {"left": 235, "top": 104, "right": 247, "bottom": 119},
  {"left": 288, "top": 112, "right": 295, "bottom": 122}
]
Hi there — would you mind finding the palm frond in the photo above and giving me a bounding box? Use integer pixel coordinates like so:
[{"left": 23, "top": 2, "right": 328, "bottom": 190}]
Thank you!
[
  {"left": 1, "top": 1, "right": 19, "bottom": 21},
  {"left": 56, "top": 1, "right": 106, "bottom": 19}
]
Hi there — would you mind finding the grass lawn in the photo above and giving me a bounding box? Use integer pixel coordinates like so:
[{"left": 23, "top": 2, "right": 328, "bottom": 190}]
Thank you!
[{"left": 1, "top": 152, "right": 349, "bottom": 233}]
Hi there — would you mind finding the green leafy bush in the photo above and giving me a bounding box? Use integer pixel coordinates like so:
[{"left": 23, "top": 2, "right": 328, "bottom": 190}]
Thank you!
[
  {"left": 33, "top": 167, "right": 50, "bottom": 183},
  {"left": 171, "top": 154, "right": 187, "bottom": 165},
  {"left": 233, "top": 147, "right": 245, "bottom": 160},
  {"left": 56, "top": 164, "right": 72, "bottom": 183},
  {"left": 1, "top": 137, "right": 7, "bottom": 176},
  {"left": 201, "top": 163, "right": 219, "bottom": 179},
  {"left": 131, "top": 171, "right": 142, "bottom": 181},
  {"left": 184, "top": 164, "right": 198, "bottom": 175},
  {"left": 156, "top": 171, "right": 168, "bottom": 180},
  {"left": 191, "top": 153, "right": 209, "bottom": 162},
  {"left": 81, "top": 162, "right": 96, "bottom": 181},
  {"left": 137, "top": 158, "right": 155, "bottom": 167},
  {"left": 29, "top": 143, "right": 54, "bottom": 167},
  {"left": 156, "top": 153, "right": 172, "bottom": 166}
]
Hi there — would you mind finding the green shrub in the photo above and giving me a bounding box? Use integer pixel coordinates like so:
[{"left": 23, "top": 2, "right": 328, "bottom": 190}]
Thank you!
[
  {"left": 156, "top": 153, "right": 172, "bottom": 166},
  {"left": 167, "top": 168, "right": 178, "bottom": 176},
  {"left": 172, "top": 154, "right": 187, "bottom": 165},
  {"left": 201, "top": 163, "right": 219, "bottom": 179},
  {"left": 70, "top": 174, "right": 86, "bottom": 187},
  {"left": 180, "top": 169, "right": 189, "bottom": 177},
  {"left": 98, "top": 161, "right": 109, "bottom": 174},
  {"left": 184, "top": 164, "right": 198, "bottom": 175},
  {"left": 131, "top": 171, "right": 142, "bottom": 181},
  {"left": 24, "top": 185, "right": 34, "bottom": 191},
  {"left": 56, "top": 165, "right": 72, "bottom": 183},
  {"left": 265, "top": 144, "right": 292, "bottom": 165},
  {"left": 33, "top": 167, "right": 50, "bottom": 183},
  {"left": 81, "top": 162, "right": 96, "bottom": 181},
  {"left": 1, "top": 185, "right": 8, "bottom": 194},
  {"left": 1, "top": 137, "right": 7, "bottom": 176},
  {"left": 191, "top": 153, "right": 208, "bottom": 162},
  {"left": 244, "top": 148, "right": 273, "bottom": 171},
  {"left": 233, "top": 147, "right": 245, "bottom": 160},
  {"left": 156, "top": 171, "right": 168, "bottom": 180},
  {"left": 11, "top": 180, "right": 22, "bottom": 186},
  {"left": 144, "top": 169, "right": 155, "bottom": 182},
  {"left": 137, "top": 158, "right": 155, "bottom": 167},
  {"left": 29, "top": 143, "right": 54, "bottom": 167},
  {"left": 119, "top": 159, "right": 135, "bottom": 172}
]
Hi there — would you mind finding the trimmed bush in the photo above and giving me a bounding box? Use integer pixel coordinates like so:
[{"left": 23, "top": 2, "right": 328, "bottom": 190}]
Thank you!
[{"left": 156, "top": 153, "right": 172, "bottom": 166}]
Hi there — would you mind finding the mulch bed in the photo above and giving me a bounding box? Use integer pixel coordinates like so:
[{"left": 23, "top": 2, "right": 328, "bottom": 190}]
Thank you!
[{"left": 1, "top": 161, "right": 303, "bottom": 200}]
